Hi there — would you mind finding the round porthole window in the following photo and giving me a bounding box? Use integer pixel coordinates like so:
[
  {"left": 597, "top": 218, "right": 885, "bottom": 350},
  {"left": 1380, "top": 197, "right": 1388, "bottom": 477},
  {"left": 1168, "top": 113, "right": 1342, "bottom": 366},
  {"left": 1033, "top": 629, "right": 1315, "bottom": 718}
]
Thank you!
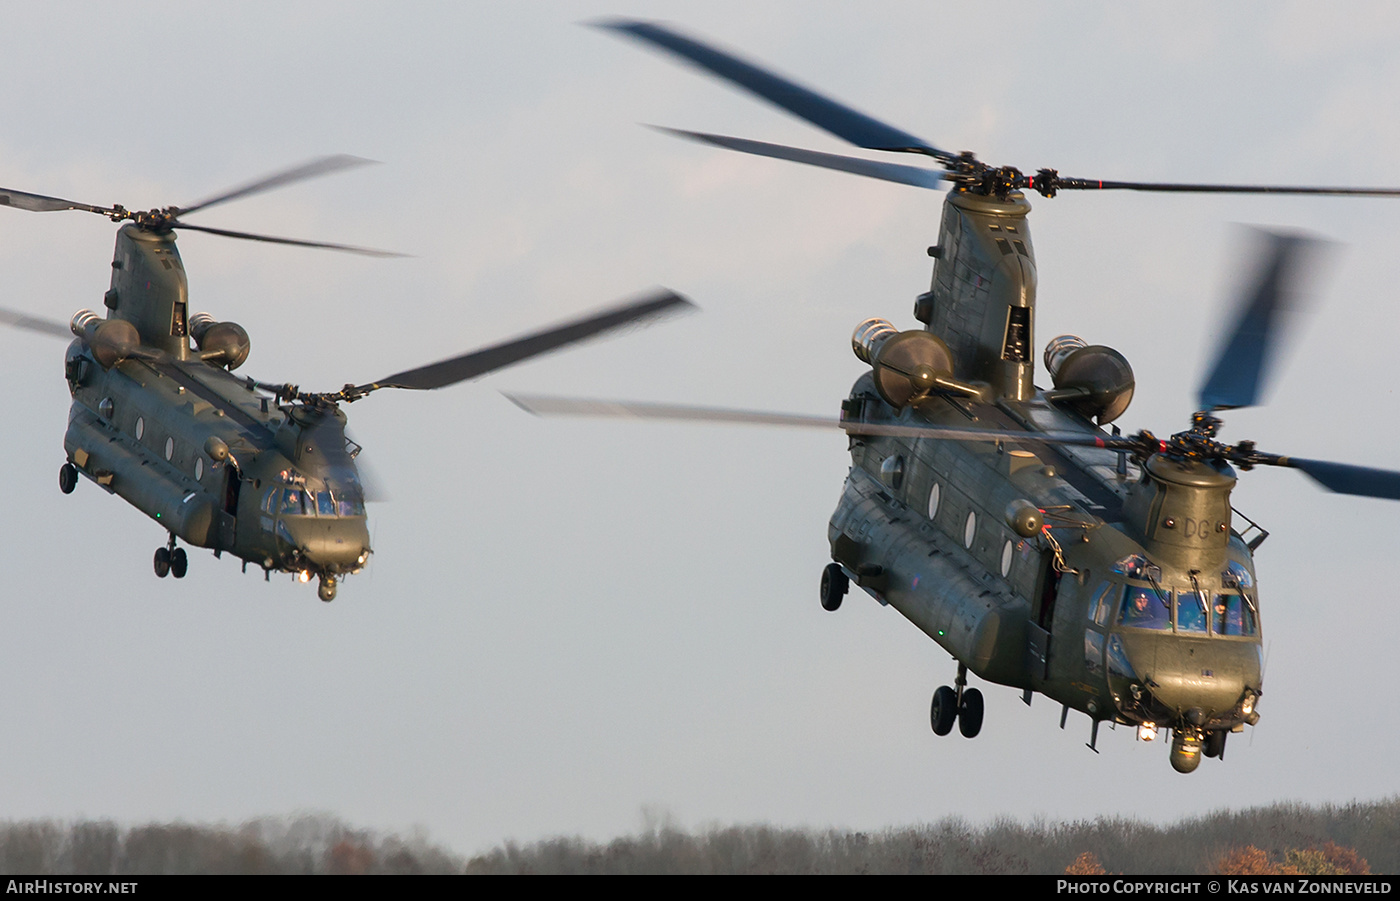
[
  {"left": 195, "top": 457, "right": 204, "bottom": 481},
  {"left": 98, "top": 397, "right": 114, "bottom": 420},
  {"left": 964, "top": 511, "right": 977, "bottom": 548},
  {"left": 927, "top": 482, "right": 940, "bottom": 520},
  {"left": 135, "top": 416, "right": 144, "bottom": 440},
  {"left": 164, "top": 437, "right": 174, "bottom": 461},
  {"left": 1001, "top": 540, "right": 1014, "bottom": 577}
]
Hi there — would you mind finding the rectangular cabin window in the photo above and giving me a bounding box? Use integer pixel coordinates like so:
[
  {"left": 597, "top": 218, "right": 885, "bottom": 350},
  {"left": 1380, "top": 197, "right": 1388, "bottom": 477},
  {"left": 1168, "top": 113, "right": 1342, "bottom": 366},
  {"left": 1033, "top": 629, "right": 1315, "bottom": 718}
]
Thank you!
[{"left": 172, "top": 302, "right": 187, "bottom": 337}]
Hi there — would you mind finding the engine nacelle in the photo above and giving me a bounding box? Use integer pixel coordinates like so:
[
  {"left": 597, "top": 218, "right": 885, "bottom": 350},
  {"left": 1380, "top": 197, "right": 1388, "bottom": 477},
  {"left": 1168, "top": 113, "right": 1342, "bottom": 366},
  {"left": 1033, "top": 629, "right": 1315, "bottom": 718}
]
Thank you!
[
  {"left": 852, "top": 318, "right": 956, "bottom": 408},
  {"left": 190, "top": 312, "right": 251, "bottom": 370},
  {"left": 70, "top": 309, "right": 139, "bottom": 370},
  {"left": 1043, "top": 334, "right": 1135, "bottom": 424}
]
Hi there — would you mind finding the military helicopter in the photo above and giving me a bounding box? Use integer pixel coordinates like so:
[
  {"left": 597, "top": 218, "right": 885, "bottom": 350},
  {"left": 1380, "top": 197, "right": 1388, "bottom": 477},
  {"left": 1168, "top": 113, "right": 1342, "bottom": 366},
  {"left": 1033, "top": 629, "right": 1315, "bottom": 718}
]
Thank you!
[
  {"left": 507, "top": 20, "right": 1400, "bottom": 773},
  {"left": 0, "top": 155, "right": 691, "bottom": 602}
]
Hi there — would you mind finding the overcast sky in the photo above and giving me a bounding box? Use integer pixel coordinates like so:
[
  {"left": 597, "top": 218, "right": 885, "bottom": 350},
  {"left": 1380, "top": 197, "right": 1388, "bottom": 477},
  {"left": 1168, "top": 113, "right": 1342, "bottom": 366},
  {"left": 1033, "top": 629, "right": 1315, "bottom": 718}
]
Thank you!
[{"left": 0, "top": 1, "right": 1398, "bottom": 856}]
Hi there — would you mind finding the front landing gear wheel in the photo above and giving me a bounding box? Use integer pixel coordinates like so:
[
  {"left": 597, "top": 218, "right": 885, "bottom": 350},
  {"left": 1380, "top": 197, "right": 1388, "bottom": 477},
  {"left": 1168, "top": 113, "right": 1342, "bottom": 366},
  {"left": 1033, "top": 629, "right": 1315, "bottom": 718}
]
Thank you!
[
  {"left": 154, "top": 547, "right": 171, "bottom": 578},
  {"left": 318, "top": 575, "right": 338, "bottom": 602},
  {"left": 958, "top": 687, "right": 984, "bottom": 738},
  {"left": 930, "top": 685, "right": 957, "bottom": 736},
  {"left": 58, "top": 463, "right": 77, "bottom": 494},
  {"left": 819, "top": 563, "right": 848, "bottom": 611},
  {"left": 170, "top": 548, "right": 188, "bottom": 579}
]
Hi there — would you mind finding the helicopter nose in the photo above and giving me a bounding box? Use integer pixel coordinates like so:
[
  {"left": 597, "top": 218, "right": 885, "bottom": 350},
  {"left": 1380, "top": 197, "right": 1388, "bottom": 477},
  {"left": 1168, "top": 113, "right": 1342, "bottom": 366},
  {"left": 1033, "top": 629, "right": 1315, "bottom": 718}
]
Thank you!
[
  {"left": 1145, "top": 638, "right": 1261, "bottom": 716},
  {"left": 281, "top": 518, "right": 372, "bottom": 572}
]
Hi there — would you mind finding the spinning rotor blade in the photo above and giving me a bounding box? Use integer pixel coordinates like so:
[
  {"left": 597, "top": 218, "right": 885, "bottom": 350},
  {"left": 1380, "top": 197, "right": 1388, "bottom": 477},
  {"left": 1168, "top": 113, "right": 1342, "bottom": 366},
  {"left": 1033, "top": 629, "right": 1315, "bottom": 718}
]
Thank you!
[
  {"left": 1197, "top": 231, "right": 1328, "bottom": 411},
  {"left": 1279, "top": 458, "right": 1400, "bottom": 500},
  {"left": 599, "top": 19, "right": 950, "bottom": 160},
  {"left": 505, "top": 394, "right": 1140, "bottom": 448},
  {"left": 171, "top": 222, "right": 405, "bottom": 258},
  {"left": 0, "top": 307, "right": 71, "bottom": 339},
  {"left": 1046, "top": 177, "right": 1400, "bottom": 198},
  {"left": 176, "top": 155, "right": 376, "bottom": 218},
  {"left": 0, "top": 187, "right": 115, "bottom": 217},
  {"left": 364, "top": 289, "right": 695, "bottom": 392},
  {"left": 653, "top": 128, "right": 945, "bottom": 189}
]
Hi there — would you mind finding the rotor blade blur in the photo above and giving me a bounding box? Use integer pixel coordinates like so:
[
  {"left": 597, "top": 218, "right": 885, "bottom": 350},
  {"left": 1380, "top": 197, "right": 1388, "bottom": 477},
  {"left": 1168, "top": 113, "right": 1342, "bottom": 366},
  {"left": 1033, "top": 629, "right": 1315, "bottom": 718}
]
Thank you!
[
  {"left": 1055, "top": 177, "right": 1400, "bottom": 197},
  {"left": 1197, "top": 231, "right": 1328, "bottom": 411},
  {"left": 0, "top": 187, "right": 114, "bottom": 216},
  {"left": 1282, "top": 457, "right": 1400, "bottom": 500},
  {"left": 371, "top": 290, "right": 694, "bottom": 391},
  {"left": 171, "top": 221, "right": 406, "bottom": 258},
  {"left": 598, "top": 19, "right": 950, "bottom": 160},
  {"left": 176, "top": 155, "right": 377, "bottom": 217},
  {"left": 505, "top": 394, "right": 1143, "bottom": 450},
  {"left": 0, "top": 307, "right": 71, "bottom": 339},
  {"left": 653, "top": 128, "right": 946, "bottom": 189}
]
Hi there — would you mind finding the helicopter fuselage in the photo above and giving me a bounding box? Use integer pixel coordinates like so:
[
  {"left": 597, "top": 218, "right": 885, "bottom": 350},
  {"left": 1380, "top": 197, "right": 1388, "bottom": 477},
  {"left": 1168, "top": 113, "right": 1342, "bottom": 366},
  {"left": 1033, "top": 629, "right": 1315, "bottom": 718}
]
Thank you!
[
  {"left": 831, "top": 378, "right": 1263, "bottom": 770},
  {"left": 59, "top": 224, "right": 371, "bottom": 599}
]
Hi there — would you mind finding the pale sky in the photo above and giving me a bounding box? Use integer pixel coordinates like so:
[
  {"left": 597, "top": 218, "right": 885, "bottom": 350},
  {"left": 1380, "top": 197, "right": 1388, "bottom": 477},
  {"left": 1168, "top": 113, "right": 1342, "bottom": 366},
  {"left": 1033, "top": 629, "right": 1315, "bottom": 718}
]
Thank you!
[{"left": 0, "top": 1, "right": 1397, "bottom": 856}]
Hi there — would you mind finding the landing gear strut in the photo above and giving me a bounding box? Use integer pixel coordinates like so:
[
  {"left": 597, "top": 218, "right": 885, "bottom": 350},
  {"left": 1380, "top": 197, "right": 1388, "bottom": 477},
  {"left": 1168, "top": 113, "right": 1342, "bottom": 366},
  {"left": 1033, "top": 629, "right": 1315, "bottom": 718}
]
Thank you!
[
  {"left": 154, "top": 534, "right": 187, "bottom": 579},
  {"left": 930, "top": 663, "right": 984, "bottom": 739}
]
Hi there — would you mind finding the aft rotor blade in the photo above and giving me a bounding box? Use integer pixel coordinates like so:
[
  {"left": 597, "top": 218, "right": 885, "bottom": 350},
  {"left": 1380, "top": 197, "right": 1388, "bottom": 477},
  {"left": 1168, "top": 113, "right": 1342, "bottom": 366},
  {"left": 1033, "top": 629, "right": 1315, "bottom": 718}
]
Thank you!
[
  {"left": 0, "top": 186, "right": 115, "bottom": 217},
  {"left": 172, "top": 221, "right": 406, "bottom": 258},
  {"left": 599, "top": 19, "right": 950, "bottom": 161},
  {"left": 176, "top": 155, "right": 377, "bottom": 218},
  {"left": 1279, "top": 457, "right": 1400, "bottom": 500},
  {"left": 1053, "top": 176, "right": 1400, "bottom": 197},
  {"left": 653, "top": 128, "right": 946, "bottom": 189},
  {"left": 1197, "top": 230, "right": 1328, "bottom": 411},
  {"left": 505, "top": 394, "right": 1145, "bottom": 449},
  {"left": 368, "top": 289, "right": 695, "bottom": 392},
  {"left": 0, "top": 307, "right": 71, "bottom": 339}
]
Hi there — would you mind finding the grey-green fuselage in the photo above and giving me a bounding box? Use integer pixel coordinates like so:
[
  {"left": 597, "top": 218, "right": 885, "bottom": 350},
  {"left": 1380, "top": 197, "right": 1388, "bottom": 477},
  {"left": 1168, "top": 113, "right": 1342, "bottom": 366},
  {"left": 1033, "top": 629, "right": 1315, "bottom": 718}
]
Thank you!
[
  {"left": 830, "top": 190, "right": 1263, "bottom": 741},
  {"left": 61, "top": 225, "right": 370, "bottom": 583}
]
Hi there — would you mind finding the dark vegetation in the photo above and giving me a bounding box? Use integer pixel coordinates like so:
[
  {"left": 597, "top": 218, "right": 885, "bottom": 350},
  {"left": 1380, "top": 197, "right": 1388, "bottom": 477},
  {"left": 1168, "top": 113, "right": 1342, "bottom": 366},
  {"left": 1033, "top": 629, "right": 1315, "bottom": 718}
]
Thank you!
[{"left": 0, "top": 798, "right": 1394, "bottom": 874}]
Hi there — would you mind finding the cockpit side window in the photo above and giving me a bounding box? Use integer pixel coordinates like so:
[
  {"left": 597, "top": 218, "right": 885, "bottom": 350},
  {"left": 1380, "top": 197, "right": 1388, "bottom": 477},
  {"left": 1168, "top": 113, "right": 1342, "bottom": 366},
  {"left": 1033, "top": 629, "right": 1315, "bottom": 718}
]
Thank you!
[
  {"left": 1212, "top": 594, "right": 1258, "bottom": 636},
  {"left": 262, "top": 488, "right": 279, "bottom": 515},
  {"left": 1118, "top": 585, "right": 1171, "bottom": 630},
  {"left": 335, "top": 489, "right": 366, "bottom": 517},
  {"left": 1088, "top": 582, "right": 1115, "bottom": 626}
]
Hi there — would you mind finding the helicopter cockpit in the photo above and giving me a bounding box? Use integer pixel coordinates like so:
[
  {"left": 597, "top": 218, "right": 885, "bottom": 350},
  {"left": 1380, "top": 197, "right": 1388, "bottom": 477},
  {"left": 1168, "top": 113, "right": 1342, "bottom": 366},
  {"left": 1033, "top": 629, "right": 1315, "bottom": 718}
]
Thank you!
[
  {"left": 261, "top": 484, "right": 367, "bottom": 519},
  {"left": 1087, "top": 555, "right": 1259, "bottom": 638}
]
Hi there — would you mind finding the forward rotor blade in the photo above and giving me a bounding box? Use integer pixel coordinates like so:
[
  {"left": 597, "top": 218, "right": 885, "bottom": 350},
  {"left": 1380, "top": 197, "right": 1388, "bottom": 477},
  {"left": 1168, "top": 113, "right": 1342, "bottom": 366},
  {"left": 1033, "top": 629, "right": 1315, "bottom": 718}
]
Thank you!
[
  {"left": 0, "top": 187, "right": 114, "bottom": 217},
  {"left": 653, "top": 127, "right": 946, "bottom": 189},
  {"left": 1197, "top": 230, "right": 1328, "bottom": 411},
  {"left": 505, "top": 394, "right": 1143, "bottom": 449},
  {"left": 1054, "top": 176, "right": 1400, "bottom": 197},
  {"left": 171, "top": 221, "right": 406, "bottom": 258},
  {"left": 1280, "top": 457, "right": 1400, "bottom": 500},
  {"left": 368, "top": 289, "right": 695, "bottom": 392},
  {"left": 0, "top": 307, "right": 71, "bottom": 339},
  {"left": 599, "top": 19, "right": 950, "bottom": 161},
  {"left": 176, "top": 154, "right": 377, "bottom": 218}
]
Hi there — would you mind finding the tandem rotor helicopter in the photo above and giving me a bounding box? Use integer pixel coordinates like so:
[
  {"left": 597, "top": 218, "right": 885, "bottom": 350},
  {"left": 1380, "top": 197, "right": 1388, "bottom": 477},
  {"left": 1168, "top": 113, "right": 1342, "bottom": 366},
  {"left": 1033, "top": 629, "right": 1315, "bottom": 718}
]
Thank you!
[
  {"left": 0, "top": 155, "right": 690, "bottom": 602},
  {"left": 510, "top": 21, "right": 1400, "bottom": 773}
]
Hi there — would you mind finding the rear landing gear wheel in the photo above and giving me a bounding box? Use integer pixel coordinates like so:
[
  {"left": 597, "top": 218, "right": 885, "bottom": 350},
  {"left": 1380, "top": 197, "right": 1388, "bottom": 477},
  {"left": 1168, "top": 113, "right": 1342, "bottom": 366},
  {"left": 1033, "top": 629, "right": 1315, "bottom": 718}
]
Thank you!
[
  {"left": 59, "top": 463, "right": 77, "bottom": 494},
  {"left": 930, "top": 685, "right": 957, "bottom": 736},
  {"left": 820, "top": 563, "right": 848, "bottom": 611},
  {"left": 1204, "top": 729, "right": 1227, "bottom": 759},
  {"left": 958, "top": 687, "right": 984, "bottom": 738},
  {"left": 170, "top": 548, "right": 188, "bottom": 579},
  {"left": 318, "top": 575, "right": 337, "bottom": 602},
  {"left": 154, "top": 547, "right": 171, "bottom": 578}
]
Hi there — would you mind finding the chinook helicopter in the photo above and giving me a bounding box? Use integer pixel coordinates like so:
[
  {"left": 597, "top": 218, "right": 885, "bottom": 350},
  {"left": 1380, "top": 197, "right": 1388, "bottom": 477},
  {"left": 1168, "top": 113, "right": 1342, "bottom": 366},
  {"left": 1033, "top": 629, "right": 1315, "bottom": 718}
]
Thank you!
[
  {"left": 0, "top": 155, "right": 691, "bottom": 602},
  {"left": 508, "top": 21, "right": 1400, "bottom": 773}
]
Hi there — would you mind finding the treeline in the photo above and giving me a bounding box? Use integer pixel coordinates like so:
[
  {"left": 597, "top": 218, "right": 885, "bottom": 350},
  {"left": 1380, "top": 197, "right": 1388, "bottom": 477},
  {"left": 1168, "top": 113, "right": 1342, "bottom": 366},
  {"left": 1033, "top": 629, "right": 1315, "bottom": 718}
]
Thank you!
[
  {"left": 0, "top": 815, "right": 461, "bottom": 874},
  {"left": 0, "top": 798, "right": 1395, "bottom": 874},
  {"left": 466, "top": 798, "right": 1400, "bottom": 875}
]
